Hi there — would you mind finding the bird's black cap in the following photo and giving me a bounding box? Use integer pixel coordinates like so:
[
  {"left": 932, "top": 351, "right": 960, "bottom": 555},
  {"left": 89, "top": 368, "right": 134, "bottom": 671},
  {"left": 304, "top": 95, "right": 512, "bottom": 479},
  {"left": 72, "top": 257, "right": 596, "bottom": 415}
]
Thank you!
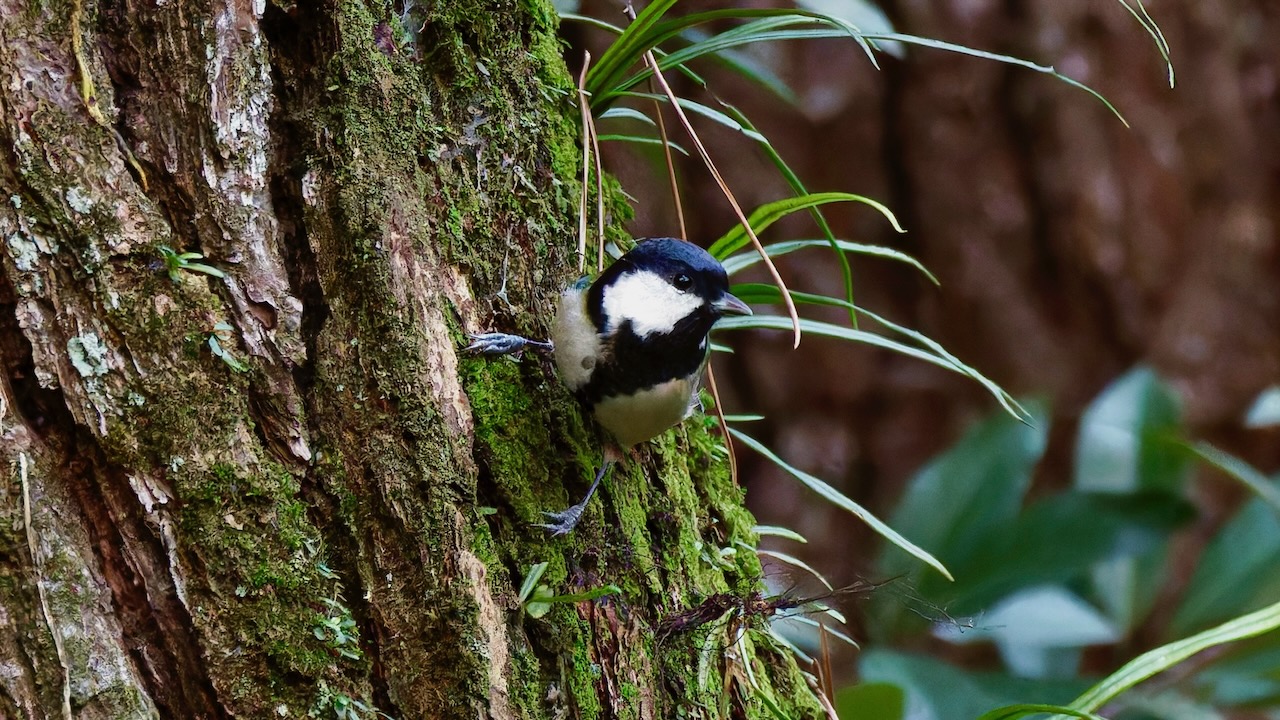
[{"left": 587, "top": 237, "right": 733, "bottom": 330}]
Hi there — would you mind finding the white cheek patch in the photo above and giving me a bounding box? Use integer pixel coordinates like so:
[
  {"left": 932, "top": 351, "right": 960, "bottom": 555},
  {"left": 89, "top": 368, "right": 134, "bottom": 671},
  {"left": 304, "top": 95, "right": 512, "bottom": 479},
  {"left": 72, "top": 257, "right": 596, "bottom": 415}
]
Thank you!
[{"left": 601, "top": 270, "right": 703, "bottom": 337}]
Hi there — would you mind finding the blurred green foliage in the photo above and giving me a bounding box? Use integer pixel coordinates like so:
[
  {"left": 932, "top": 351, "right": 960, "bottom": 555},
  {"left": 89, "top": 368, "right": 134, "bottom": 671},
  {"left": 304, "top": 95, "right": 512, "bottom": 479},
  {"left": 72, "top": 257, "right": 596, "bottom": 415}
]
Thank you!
[{"left": 834, "top": 368, "right": 1280, "bottom": 719}]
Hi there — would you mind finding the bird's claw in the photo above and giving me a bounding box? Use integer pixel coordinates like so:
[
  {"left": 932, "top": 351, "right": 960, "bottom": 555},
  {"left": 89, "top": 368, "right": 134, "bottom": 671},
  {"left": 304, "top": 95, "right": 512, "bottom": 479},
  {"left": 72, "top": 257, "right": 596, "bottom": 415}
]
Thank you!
[
  {"left": 465, "top": 332, "right": 553, "bottom": 356},
  {"left": 535, "top": 504, "right": 586, "bottom": 536}
]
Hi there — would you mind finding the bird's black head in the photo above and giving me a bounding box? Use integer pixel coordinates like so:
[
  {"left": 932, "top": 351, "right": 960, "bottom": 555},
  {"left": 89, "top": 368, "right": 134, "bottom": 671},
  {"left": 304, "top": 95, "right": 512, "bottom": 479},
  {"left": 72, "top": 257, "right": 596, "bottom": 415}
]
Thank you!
[{"left": 587, "top": 237, "right": 751, "bottom": 337}]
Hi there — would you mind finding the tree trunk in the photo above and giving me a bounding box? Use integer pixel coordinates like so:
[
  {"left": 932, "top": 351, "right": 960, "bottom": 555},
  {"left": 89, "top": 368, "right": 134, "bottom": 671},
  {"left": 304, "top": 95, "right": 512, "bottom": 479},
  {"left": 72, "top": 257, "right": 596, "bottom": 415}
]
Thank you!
[{"left": 0, "top": 1, "right": 818, "bottom": 718}]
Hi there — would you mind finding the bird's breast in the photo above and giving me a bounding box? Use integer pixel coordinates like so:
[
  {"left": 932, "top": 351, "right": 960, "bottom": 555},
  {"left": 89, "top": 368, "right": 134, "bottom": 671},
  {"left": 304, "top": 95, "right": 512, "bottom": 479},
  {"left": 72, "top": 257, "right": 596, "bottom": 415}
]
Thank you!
[{"left": 591, "top": 375, "right": 698, "bottom": 449}]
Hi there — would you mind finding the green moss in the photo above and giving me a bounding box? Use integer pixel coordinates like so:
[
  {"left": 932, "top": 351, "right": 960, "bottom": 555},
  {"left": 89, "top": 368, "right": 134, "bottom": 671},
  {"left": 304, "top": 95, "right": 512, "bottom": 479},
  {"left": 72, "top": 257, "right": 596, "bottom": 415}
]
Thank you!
[{"left": 15, "top": 0, "right": 828, "bottom": 715}]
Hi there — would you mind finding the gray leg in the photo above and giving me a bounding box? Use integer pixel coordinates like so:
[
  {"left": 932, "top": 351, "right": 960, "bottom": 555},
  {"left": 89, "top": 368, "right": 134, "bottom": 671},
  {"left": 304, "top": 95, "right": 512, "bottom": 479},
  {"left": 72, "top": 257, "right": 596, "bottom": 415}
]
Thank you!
[
  {"left": 537, "top": 460, "right": 614, "bottom": 536},
  {"left": 465, "top": 332, "right": 553, "bottom": 356}
]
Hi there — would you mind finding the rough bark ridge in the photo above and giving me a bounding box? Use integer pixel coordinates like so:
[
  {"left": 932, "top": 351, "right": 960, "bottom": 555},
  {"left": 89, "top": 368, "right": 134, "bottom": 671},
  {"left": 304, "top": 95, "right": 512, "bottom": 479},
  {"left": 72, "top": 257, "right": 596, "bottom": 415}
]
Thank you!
[{"left": 0, "top": 1, "right": 820, "bottom": 718}]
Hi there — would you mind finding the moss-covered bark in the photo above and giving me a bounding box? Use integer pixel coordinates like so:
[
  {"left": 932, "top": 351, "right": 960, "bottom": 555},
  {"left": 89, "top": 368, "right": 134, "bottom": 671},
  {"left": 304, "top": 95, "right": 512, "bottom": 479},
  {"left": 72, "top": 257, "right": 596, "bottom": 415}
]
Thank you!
[{"left": 0, "top": 0, "right": 822, "bottom": 718}]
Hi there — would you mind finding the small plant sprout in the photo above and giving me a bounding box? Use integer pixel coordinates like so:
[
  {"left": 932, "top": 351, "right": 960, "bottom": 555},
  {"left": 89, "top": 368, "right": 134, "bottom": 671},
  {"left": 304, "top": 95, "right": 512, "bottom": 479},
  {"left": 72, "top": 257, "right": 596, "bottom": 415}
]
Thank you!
[
  {"left": 312, "top": 679, "right": 394, "bottom": 720},
  {"left": 207, "top": 322, "right": 249, "bottom": 372},
  {"left": 158, "top": 245, "right": 226, "bottom": 283},
  {"left": 314, "top": 597, "right": 362, "bottom": 661},
  {"left": 519, "top": 561, "right": 621, "bottom": 618}
]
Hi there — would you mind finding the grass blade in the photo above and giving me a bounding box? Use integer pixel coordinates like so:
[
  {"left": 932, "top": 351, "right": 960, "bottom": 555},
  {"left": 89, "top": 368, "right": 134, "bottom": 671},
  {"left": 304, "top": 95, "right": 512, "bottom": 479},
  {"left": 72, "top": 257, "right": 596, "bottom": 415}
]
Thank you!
[
  {"left": 717, "top": 313, "right": 1024, "bottom": 422},
  {"left": 757, "top": 549, "right": 835, "bottom": 591},
  {"left": 709, "top": 193, "right": 902, "bottom": 260},
  {"left": 613, "top": 92, "right": 768, "bottom": 143},
  {"left": 597, "top": 134, "right": 689, "bottom": 155},
  {"left": 1111, "top": 0, "right": 1174, "bottom": 87},
  {"left": 864, "top": 31, "right": 1129, "bottom": 127},
  {"left": 780, "top": 615, "right": 860, "bottom": 650},
  {"left": 598, "top": 106, "right": 656, "bottom": 125},
  {"left": 975, "top": 705, "right": 1106, "bottom": 720},
  {"left": 586, "top": 0, "right": 680, "bottom": 99},
  {"left": 1185, "top": 441, "right": 1280, "bottom": 515},
  {"left": 1066, "top": 599, "right": 1280, "bottom": 714},
  {"left": 732, "top": 428, "right": 952, "bottom": 580},
  {"left": 723, "top": 238, "right": 935, "bottom": 285},
  {"left": 754, "top": 525, "right": 809, "bottom": 544},
  {"left": 718, "top": 103, "right": 861, "bottom": 328}
]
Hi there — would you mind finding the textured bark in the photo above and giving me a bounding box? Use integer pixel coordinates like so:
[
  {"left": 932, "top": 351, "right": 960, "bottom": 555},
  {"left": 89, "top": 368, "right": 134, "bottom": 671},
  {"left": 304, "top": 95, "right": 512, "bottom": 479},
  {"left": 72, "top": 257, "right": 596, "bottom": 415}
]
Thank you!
[{"left": 0, "top": 1, "right": 821, "bottom": 718}]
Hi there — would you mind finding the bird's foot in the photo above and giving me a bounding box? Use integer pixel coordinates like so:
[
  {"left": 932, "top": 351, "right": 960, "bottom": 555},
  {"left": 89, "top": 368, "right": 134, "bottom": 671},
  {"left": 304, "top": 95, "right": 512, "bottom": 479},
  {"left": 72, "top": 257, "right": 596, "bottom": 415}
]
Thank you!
[
  {"left": 535, "top": 502, "right": 588, "bottom": 536},
  {"left": 465, "top": 332, "right": 553, "bottom": 357}
]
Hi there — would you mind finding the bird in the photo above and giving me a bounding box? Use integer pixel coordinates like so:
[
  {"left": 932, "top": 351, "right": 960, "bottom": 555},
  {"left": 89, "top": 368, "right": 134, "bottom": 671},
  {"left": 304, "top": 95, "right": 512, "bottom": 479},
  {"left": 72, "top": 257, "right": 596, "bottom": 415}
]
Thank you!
[{"left": 467, "top": 237, "right": 751, "bottom": 534}]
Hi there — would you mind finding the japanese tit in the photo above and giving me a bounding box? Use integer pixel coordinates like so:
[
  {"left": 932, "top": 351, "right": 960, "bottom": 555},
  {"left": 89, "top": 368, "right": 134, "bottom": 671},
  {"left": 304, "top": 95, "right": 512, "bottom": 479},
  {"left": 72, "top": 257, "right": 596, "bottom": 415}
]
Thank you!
[{"left": 468, "top": 237, "right": 751, "bottom": 534}]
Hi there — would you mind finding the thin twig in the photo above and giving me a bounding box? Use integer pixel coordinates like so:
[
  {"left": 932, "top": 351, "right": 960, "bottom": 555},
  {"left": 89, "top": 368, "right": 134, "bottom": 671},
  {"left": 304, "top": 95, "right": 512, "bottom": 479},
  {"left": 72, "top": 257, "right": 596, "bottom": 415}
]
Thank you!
[
  {"left": 704, "top": 363, "right": 738, "bottom": 485},
  {"left": 576, "top": 52, "right": 594, "bottom": 274},
  {"left": 806, "top": 672, "right": 841, "bottom": 720},
  {"left": 589, "top": 103, "right": 606, "bottom": 273},
  {"left": 819, "top": 621, "right": 834, "bottom": 701},
  {"left": 649, "top": 83, "right": 687, "bottom": 240}
]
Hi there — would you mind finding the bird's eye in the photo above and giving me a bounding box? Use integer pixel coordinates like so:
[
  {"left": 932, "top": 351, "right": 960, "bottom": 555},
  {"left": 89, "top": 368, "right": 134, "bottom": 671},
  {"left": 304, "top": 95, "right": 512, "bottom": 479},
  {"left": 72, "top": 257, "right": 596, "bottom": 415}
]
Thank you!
[{"left": 672, "top": 273, "right": 693, "bottom": 291}]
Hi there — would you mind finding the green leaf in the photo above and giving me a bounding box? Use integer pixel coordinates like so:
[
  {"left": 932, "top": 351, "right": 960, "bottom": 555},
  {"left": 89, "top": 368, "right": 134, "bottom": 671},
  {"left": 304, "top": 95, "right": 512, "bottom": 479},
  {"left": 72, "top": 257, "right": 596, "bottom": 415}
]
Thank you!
[
  {"left": 859, "top": 649, "right": 1089, "bottom": 720},
  {"left": 731, "top": 428, "right": 951, "bottom": 580},
  {"left": 723, "top": 238, "right": 935, "bottom": 285},
  {"left": 835, "top": 682, "right": 905, "bottom": 720},
  {"left": 182, "top": 262, "right": 226, "bottom": 279},
  {"left": 610, "top": 92, "right": 767, "bottom": 142},
  {"left": 775, "top": 614, "right": 859, "bottom": 650},
  {"left": 542, "top": 584, "right": 622, "bottom": 605},
  {"left": 517, "top": 561, "right": 548, "bottom": 604},
  {"left": 593, "top": 12, "right": 1126, "bottom": 125},
  {"left": 861, "top": 32, "right": 1129, "bottom": 126},
  {"left": 596, "top": 133, "right": 689, "bottom": 155},
  {"left": 1074, "top": 367, "right": 1186, "bottom": 494},
  {"left": 879, "top": 404, "right": 1046, "bottom": 586},
  {"left": 795, "top": 0, "right": 903, "bottom": 57},
  {"left": 1066, "top": 599, "right": 1280, "bottom": 714},
  {"left": 715, "top": 314, "right": 1022, "bottom": 421},
  {"left": 525, "top": 585, "right": 554, "bottom": 619},
  {"left": 938, "top": 490, "right": 1191, "bottom": 615},
  {"left": 709, "top": 192, "right": 902, "bottom": 259},
  {"left": 1186, "top": 441, "right": 1280, "bottom": 514},
  {"left": 601, "top": 15, "right": 867, "bottom": 101},
  {"left": 717, "top": 102, "right": 861, "bottom": 327},
  {"left": 597, "top": 106, "right": 656, "bottom": 125},
  {"left": 753, "top": 524, "right": 808, "bottom": 544},
  {"left": 583, "top": 0, "right": 680, "bottom": 101},
  {"left": 1245, "top": 385, "right": 1280, "bottom": 428},
  {"left": 1073, "top": 367, "right": 1187, "bottom": 632},
  {"left": 935, "top": 586, "right": 1117, "bottom": 678},
  {"left": 691, "top": 37, "right": 799, "bottom": 105},
  {"left": 1171, "top": 497, "right": 1280, "bottom": 636},
  {"left": 975, "top": 705, "right": 1105, "bottom": 720}
]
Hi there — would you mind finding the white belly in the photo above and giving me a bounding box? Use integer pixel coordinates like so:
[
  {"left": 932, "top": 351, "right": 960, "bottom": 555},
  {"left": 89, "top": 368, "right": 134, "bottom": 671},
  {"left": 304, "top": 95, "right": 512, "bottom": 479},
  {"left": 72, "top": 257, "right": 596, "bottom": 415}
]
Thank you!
[{"left": 592, "top": 376, "right": 697, "bottom": 448}]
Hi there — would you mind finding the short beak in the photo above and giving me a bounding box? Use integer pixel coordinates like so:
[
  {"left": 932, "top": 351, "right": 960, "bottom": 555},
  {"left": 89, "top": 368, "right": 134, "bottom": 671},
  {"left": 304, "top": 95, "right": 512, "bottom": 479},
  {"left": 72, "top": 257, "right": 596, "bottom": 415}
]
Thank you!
[{"left": 713, "top": 292, "right": 752, "bottom": 317}]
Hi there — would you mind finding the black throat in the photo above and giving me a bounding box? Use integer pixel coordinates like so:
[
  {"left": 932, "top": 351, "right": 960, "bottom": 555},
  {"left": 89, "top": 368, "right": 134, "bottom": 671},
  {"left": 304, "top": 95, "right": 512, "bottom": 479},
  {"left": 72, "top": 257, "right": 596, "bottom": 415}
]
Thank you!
[{"left": 577, "top": 308, "right": 715, "bottom": 408}]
